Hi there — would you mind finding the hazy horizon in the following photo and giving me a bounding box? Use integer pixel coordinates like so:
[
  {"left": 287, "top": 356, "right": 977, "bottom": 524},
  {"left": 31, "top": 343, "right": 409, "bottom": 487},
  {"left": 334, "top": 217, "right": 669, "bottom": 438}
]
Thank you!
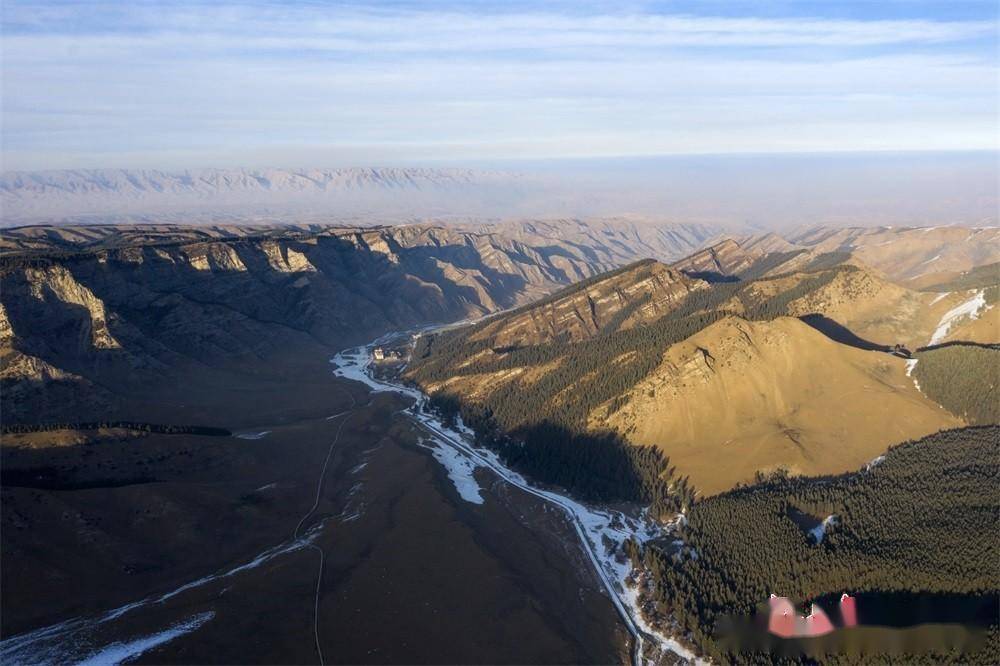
[{"left": 2, "top": 151, "right": 997, "bottom": 229}]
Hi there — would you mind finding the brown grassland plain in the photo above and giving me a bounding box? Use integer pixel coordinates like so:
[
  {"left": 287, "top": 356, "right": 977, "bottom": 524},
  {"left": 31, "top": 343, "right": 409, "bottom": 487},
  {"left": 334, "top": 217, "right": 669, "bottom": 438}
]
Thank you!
[{"left": 2, "top": 355, "right": 627, "bottom": 664}]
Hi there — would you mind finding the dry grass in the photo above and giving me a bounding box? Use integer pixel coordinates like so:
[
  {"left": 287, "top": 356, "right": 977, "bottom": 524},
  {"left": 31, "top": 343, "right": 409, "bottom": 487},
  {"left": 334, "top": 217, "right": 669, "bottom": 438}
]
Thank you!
[{"left": 603, "top": 316, "right": 961, "bottom": 495}]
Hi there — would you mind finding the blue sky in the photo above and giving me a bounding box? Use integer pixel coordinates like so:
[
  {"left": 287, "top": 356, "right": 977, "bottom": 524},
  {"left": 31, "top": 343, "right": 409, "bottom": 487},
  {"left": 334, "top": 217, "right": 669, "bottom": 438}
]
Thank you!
[{"left": 1, "top": 0, "right": 997, "bottom": 170}]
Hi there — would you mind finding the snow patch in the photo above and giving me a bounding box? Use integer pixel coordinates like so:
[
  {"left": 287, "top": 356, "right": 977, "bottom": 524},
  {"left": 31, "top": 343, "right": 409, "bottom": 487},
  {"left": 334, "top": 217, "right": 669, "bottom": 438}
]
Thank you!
[
  {"left": 905, "top": 358, "right": 921, "bottom": 391},
  {"left": 0, "top": 533, "right": 317, "bottom": 664},
  {"left": 235, "top": 430, "right": 270, "bottom": 440},
  {"left": 864, "top": 455, "right": 886, "bottom": 472},
  {"left": 810, "top": 515, "right": 838, "bottom": 544},
  {"left": 929, "top": 291, "right": 950, "bottom": 305},
  {"left": 929, "top": 289, "right": 986, "bottom": 345},
  {"left": 453, "top": 415, "right": 477, "bottom": 439},
  {"left": 76, "top": 612, "right": 214, "bottom": 666},
  {"left": 158, "top": 534, "right": 316, "bottom": 604}
]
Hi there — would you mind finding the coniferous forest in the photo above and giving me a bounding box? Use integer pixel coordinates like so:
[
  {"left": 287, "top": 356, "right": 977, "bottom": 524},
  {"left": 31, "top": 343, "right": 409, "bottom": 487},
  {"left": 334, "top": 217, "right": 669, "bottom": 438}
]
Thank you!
[
  {"left": 409, "top": 264, "right": 852, "bottom": 513},
  {"left": 919, "top": 262, "right": 1000, "bottom": 292},
  {"left": 408, "top": 263, "right": 1000, "bottom": 664},
  {"left": 636, "top": 426, "right": 1000, "bottom": 664},
  {"left": 0, "top": 421, "right": 232, "bottom": 436},
  {"left": 912, "top": 345, "right": 999, "bottom": 424}
]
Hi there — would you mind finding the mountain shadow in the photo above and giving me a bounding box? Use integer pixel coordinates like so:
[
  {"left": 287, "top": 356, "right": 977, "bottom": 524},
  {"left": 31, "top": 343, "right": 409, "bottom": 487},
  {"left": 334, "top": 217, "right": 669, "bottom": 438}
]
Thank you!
[
  {"left": 681, "top": 269, "right": 740, "bottom": 283},
  {"left": 798, "top": 314, "right": 890, "bottom": 352}
]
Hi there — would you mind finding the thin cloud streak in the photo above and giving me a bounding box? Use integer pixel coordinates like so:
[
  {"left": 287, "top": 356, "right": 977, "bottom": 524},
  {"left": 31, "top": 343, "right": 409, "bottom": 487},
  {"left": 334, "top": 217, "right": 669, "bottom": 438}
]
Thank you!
[
  {"left": 4, "top": 3, "right": 995, "bottom": 48},
  {"left": 1, "top": 1, "right": 996, "bottom": 169},
  {"left": 7, "top": 4, "right": 995, "bottom": 65}
]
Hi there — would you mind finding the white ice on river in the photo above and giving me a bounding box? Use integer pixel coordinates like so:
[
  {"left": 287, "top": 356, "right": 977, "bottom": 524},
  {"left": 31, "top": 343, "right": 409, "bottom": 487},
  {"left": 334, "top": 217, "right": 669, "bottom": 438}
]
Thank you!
[
  {"left": 417, "top": 436, "right": 485, "bottom": 504},
  {"left": 331, "top": 336, "right": 705, "bottom": 664},
  {"left": 4, "top": 332, "right": 704, "bottom": 666}
]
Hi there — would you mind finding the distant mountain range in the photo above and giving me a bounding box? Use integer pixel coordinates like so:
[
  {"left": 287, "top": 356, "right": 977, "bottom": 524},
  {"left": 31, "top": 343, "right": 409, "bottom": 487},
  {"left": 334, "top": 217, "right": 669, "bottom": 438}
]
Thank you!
[
  {"left": 1, "top": 167, "right": 509, "bottom": 197},
  {"left": 0, "top": 167, "right": 532, "bottom": 225},
  {"left": 6, "top": 153, "right": 999, "bottom": 228}
]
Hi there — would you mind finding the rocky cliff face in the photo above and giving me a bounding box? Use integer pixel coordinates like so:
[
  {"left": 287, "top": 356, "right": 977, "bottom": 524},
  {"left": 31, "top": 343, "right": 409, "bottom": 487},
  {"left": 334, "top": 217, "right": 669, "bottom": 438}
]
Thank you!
[
  {"left": 468, "top": 260, "right": 705, "bottom": 349},
  {"left": 0, "top": 221, "right": 715, "bottom": 423},
  {"left": 23, "top": 265, "right": 121, "bottom": 349},
  {"left": 671, "top": 238, "right": 763, "bottom": 279}
]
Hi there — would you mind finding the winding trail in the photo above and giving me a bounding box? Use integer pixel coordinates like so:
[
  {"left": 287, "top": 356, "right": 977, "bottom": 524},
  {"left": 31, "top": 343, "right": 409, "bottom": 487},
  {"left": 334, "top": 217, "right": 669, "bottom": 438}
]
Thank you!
[
  {"left": 293, "top": 384, "right": 361, "bottom": 666},
  {"left": 293, "top": 406, "right": 355, "bottom": 539},
  {"left": 305, "top": 543, "right": 328, "bottom": 666}
]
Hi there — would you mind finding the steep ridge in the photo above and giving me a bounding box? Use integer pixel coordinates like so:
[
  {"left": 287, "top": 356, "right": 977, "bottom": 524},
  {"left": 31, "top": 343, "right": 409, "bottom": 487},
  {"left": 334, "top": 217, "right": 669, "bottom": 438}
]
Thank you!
[
  {"left": 406, "top": 258, "right": 963, "bottom": 504},
  {"left": 785, "top": 225, "right": 1000, "bottom": 286},
  {"left": 8, "top": 223, "right": 994, "bottom": 475},
  {"left": 0, "top": 223, "right": 331, "bottom": 254},
  {"left": 484, "top": 218, "right": 722, "bottom": 267},
  {"left": 0, "top": 301, "right": 115, "bottom": 420},
  {"left": 600, "top": 316, "right": 959, "bottom": 495},
  {"left": 670, "top": 237, "right": 825, "bottom": 283},
  {"left": 0, "top": 218, "right": 721, "bottom": 270},
  {"left": 737, "top": 232, "right": 800, "bottom": 254},
  {"left": 466, "top": 260, "right": 705, "bottom": 349},
  {"left": 670, "top": 238, "right": 764, "bottom": 281},
  {"left": 672, "top": 237, "right": 995, "bottom": 350},
  {"left": 682, "top": 225, "right": 1000, "bottom": 292},
  {"left": 783, "top": 264, "right": 955, "bottom": 349}
]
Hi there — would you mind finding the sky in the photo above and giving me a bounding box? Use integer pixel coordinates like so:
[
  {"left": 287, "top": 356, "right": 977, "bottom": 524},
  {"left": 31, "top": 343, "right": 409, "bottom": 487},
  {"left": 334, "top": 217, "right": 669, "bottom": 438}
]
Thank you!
[{"left": 1, "top": 0, "right": 998, "bottom": 170}]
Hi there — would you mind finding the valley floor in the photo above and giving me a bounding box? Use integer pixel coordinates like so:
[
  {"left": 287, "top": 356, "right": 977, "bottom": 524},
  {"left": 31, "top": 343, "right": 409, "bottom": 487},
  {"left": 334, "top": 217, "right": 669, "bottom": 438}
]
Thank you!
[{"left": 1, "top": 352, "right": 627, "bottom": 664}]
